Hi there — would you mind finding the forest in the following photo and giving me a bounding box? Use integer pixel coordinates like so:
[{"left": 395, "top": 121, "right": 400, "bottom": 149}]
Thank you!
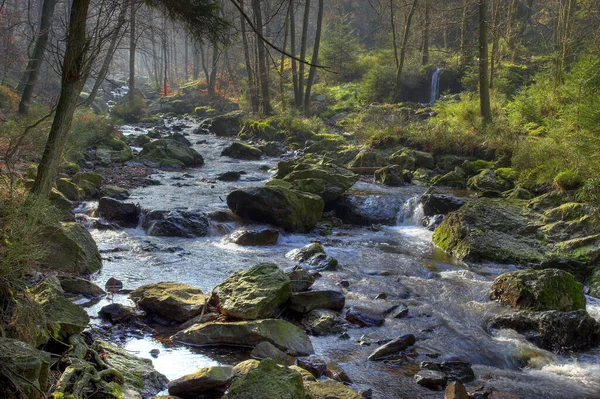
[{"left": 0, "top": 0, "right": 600, "bottom": 398}]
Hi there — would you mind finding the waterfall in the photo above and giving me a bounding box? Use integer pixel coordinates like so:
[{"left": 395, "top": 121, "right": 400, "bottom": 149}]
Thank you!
[
  {"left": 430, "top": 68, "right": 442, "bottom": 104},
  {"left": 396, "top": 196, "right": 424, "bottom": 226}
]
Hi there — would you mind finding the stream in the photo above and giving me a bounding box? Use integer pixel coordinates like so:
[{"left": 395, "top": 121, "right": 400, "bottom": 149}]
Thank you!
[{"left": 80, "top": 118, "right": 600, "bottom": 399}]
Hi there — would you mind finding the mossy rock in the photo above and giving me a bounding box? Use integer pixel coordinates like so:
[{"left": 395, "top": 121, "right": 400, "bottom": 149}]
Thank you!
[
  {"left": 31, "top": 277, "right": 90, "bottom": 341},
  {"left": 0, "top": 338, "right": 51, "bottom": 399},
  {"left": 542, "top": 203, "right": 598, "bottom": 224},
  {"left": 49, "top": 188, "right": 73, "bottom": 211},
  {"left": 216, "top": 263, "right": 292, "bottom": 320},
  {"left": 105, "top": 137, "right": 127, "bottom": 150},
  {"left": 207, "top": 111, "right": 245, "bottom": 137},
  {"left": 463, "top": 159, "right": 494, "bottom": 176},
  {"left": 305, "top": 380, "right": 362, "bottom": 399},
  {"left": 224, "top": 359, "right": 306, "bottom": 399},
  {"left": 62, "top": 162, "right": 80, "bottom": 175},
  {"left": 432, "top": 198, "right": 545, "bottom": 264},
  {"left": 233, "top": 360, "right": 260, "bottom": 377},
  {"left": 77, "top": 179, "right": 98, "bottom": 198},
  {"left": 374, "top": 165, "right": 411, "bottom": 186},
  {"left": 305, "top": 134, "right": 347, "bottom": 154},
  {"left": 221, "top": 142, "right": 263, "bottom": 160},
  {"left": 130, "top": 282, "right": 208, "bottom": 323},
  {"left": 168, "top": 366, "right": 234, "bottom": 396},
  {"left": 26, "top": 164, "right": 38, "bottom": 179},
  {"left": 140, "top": 139, "right": 204, "bottom": 167},
  {"left": 58, "top": 276, "right": 105, "bottom": 296},
  {"left": 489, "top": 269, "right": 586, "bottom": 311},
  {"left": 347, "top": 148, "right": 386, "bottom": 168},
  {"left": 389, "top": 149, "right": 416, "bottom": 170},
  {"left": 431, "top": 168, "right": 466, "bottom": 188},
  {"left": 588, "top": 265, "right": 600, "bottom": 298},
  {"left": 40, "top": 222, "right": 102, "bottom": 274},
  {"left": 56, "top": 178, "right": 84, "bottom": 201},
  {"left": 73, "top": 172, "right": 102, "bottom": 188},
  {"left": 467, "top": 169, "right": 514, "bottom": 193},
  {"left": 227, "top": 186, "right": 324, "bottom": 233},
  {"left": 100, "top": 185, "right": 130, "bottom": 200},
  {"left": 96, "top": 144, "right": 133, "bottom": 165}
]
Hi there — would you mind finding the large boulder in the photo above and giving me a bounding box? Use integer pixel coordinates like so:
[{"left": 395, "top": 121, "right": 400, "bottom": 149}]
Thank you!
[
  {"left": 420, "top": 193, "right": 466, "bottom": 217},
  {"left": 94, "top": 340, "right": 168, "bottom": 395},
  {"left": 31, "top": 277, "right": 90, "bottom": 341},
  {"left": 56, "top": 178, "right": 84, "bottom": 201},
  {"left": 97, "top": 197, "right": 140, "bottom": 227},
  {"left": 432, "top": 198, "right": 545, "bottom": 265},
  {"left": 168, "top": 366, "right": 234, "bottom": 397},
  {"left": 285, "top": 243, "right": 338, "bottom": 271},
  {"left": 489, "top": 269, "right": 586, "bottom": 312},
  {"left": 224, "top": 359, "right": 306, "bottom": 399},
  {"left": 467, "top": 169, "right": 514, "bottom": 193},
  {"left": 40, "top": 222, "right": 102, "bottom": 274},
  {"left": 374, "top": 165, "right": 411, "bottom": 187},
  {"left": 95, "top": 143, "right": 133, "bottom": 165},
  {"left": 129, "top": 282, "right": 209, "bottom": 323},
  {"left": 172, "top": 319, "right": 314, "bottom": 356},
  {"left": 488, "top": 310, "right": 600, "bottom": 352},
  {"left": 99, "top": 185, "right": 130, "bottom": 200},
  {"left": 347, "top": 148, "right": 386, "bottom": 168},
  {"left": 332, "top": 194, "right": 403, "bottom": 225},
  {"left": 275, "top": 161, "right": 359, "bottom": 203},
  {"left": 216, "top": 263, "right": 292, "bottom": 320},
  {"left": 207, "top": 111, "right": 245, "bottom": 137},
  {"left": 143, "top": 209, "right": 210, "bottom": 238},
  {"left": 57, "top": 276, "right": 105, "bottom": 296},
  {"left": 228, "top": 229, "right": 279, "bottom": 246},
  {"left": 73, "top": 172, "right": 102, "bottom": 188},
  {"left": 227, "top": 186, "right": 324, "bottom": 233},
  {"left": 140, "top": 139, "right": 204, "bottom": 168},
  {"left": 288, "top": 290, "right": 345, "bottom": 314},
  {"left": 0, "top": 338, "right": 51, "bottom": 399},
  {"left": 221, "top": 142, "right": 263, "bottom": 160}
]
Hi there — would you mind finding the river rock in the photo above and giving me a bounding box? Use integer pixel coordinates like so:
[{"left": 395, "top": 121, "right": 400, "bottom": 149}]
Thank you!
[
  {"left": 467, "top": 169, "right": 514, "bottom": 193},
  {"left": 73, "top": 172, "right": 102, "bottom": 188},
  {"left": 228, "top": 229, "right": 279, "bottom": 246},
  {"left": 207, "top": 111, "right": 244, "bottom": 137},
  {"left": 302, "top": 309, "right": 346, "bottom": 336},
  {"left": 99, "top": 303, "right": 141, "bottom": 324},
  {"left": 227, "top": 186, "right": 324, "bottom": 233},
  {"left": 286, "top": 243, "right": 326, "bottom": 262},
  {"left": 275, "top": 161, "right": 359, "bottom": 203},
  {"left": 374, "top": 165, "right": 411, "bottom": 186},
  {"left": 105, "top": 277, "right": 124, "bottom": 292},
  {"left": 325, "top": 362, "right": 351, "bottom": 383},
  {"left": 386, "top": 304, "right": 409, "bottom": 319},
  {"left": 58, "top": 276, "right": 105, "bottom": 296},
  {"left": 97, "top": 197, "right": 140, "bottom": 227},
  {"left": 56, "top": 178, "right": 84, "bottom": 201},
  {"left": 172, "top": 319, "right": 314, "bottom": 356},
  {"left": 32, "top": 277, "right": 90, "bottom": 341},
  {"left": 421, "top": 193, "right": 466, "bottom": 217},
  {"left": 216, "top": 263, "right": 292, "bottom": 320},
  {"left": 487, "top": 309, "right": 600, "bottom": 352},
  {"left": 333, "top": 194, "right": 403, "bottom": 225},
  {"left": 432, "top": 197, "right": 545, "bottom": 265},
  {"left": 143, "top": 209, "right": 210, "bottom": 237},
  {"left": 99, "top": 185, "right": 130, "bottom": 200},
  {"left": 94, "top": 340, "right": 168, "bottom": 395},
  {"left": 40, "top": 222, "right": 102, "bottom": 274},
  {"left": 217, "top": 171, "right": 242, "bottom": 181},
  {"left": 251, "top": 341, "right": 296, "bottom": 366},
  {"left": 445, "top": 381, "right": 469, "bottom": 399},
  {"left": 430, "top": 168, "right": 467, "bottom": 188},
  {"left": 287, "top": 266, "right": 316, "bottom": 292},
  {"left": 129, "top": 282, "right": 208, "bottom": 323},
  {"left": 368, "top": 334, "right": 416, "bottom": 360},
  {"left": 305, "top": 380, "right": 363, "bottom": 399},
  {"left": 224, "top": 358, "right": 306, "bottom": 399},
  {"left": 288, "top": 290, "right": 345, "bottom": 314},
  {"left": 421, "top": 361, "right": 475, "bottom": 383},
  {"left": 0, "top": 338, "right": 51, "bottom": 399},
  {"left": 296, "top": 356, "right": 327, "bottom": 378},
  {"left": 233, "top": 359, "right": 260, "bottom": 377},
  {"left": 348, "top": 148, "right": 386, "bottom": 168},
  {"left": 415, "top": 369, "right": 448, "bottom": 390},
  {"left": 168, "top": 366, "right": 234, "bottom": 396},
  {"left": 165, "top": 132, "right": 192, "bottom": 146},
  {"left": 345, "top": 306, "right": 385, "bottom": 327},
  {"left": 489, "top": 269, "right": 586, "bottom": 312},
  {"left": 140, "top": 139, "right": 204, "bottom": 168},
  {"left": 221, "top": 142, "right": 263, "bottom": 160}
]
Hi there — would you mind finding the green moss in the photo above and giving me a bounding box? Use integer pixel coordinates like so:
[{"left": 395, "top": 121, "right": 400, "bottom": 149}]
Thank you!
[
  {"left": 467, "top": 160, "right": 494, "bottom": 174},
  {"left": 496, "top": 167, "right": 518, "bottom": 182},
  {"left": 554, "top": 169, "right": 583, "bottom": 191},
  {"left": 62, "top": 162, "right": 80, "bottom": 175},
  {"left": 224, "top": 359, "right": 306, "bottom": 399},
  {"left": 56, "top": 178, "right": 84, "bottom": 202}
]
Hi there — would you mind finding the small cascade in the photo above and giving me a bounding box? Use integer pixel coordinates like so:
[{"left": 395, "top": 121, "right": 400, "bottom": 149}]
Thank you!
[
  {"left": 396, "top": 196, "right": 424, "bottom": 226},
  {"left": 430, "top": 68, "right": 442, "bottom": 104}
]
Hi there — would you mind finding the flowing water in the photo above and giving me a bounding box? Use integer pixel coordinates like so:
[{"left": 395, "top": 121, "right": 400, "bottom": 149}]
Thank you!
[
  {"left": 82, "top": 119, "right": 600, "bottom": 399},
  {"left": 430, "top": 68, "right": 442, "bottom": 105}
]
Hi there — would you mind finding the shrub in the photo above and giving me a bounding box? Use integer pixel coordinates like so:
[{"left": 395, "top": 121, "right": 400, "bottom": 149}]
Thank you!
[
  {"left": 554, "top": 169, "right": 583, "bottom": 191},
  {"left": 576, "top": 178, "right": 600, "bottom": 204},
  {"left": 66, "top": 109, "right": 117, "bottom": 161},
  {"left": 360, "top": 64, "right": 396, "bottom": 103},
  {"left": 111, "top": 93, "right": 148, "bottom": 123}
]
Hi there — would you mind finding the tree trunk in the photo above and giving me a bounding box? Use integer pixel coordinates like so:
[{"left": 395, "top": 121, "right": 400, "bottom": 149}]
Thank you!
[
  {"left": 303, "top": 0, "right": 323, "bottom": 114},
  {"left": 252, "top": 0, "right": 272, "bottom": 115},
  {"left": 390, "top": 0, "right": 399, "bottom": 68},
  {"left": 209, "top": 44, "right": 220, "bottom": 95},
  {"left": 297, "top": 0, "right": 311, "bottom": 109},
  {"left": 193, "top": 41, "right": 200, "bottom": 80},
  {"left": 393, "top": 0, "right": 418, "bottom": 102},
  {"left": 489, "top": 0, "right": 500, "bottom": 89},
  {"left": 129, "top": 0, "right": 136, "bottom": 104},
  {"left": 422, "top": 0, "right": 430, "bottom": 66},
  {"left": 478, "top": 0, "right": 492, "bottom": 124},
  {"left": 184, "top": 35, "right": 189, "bottom": 81},
  {"left": 240, "top": 0, "right": 258, "bottom": 112},
  {"left": 32, "top": 0, "right": 92, "bottom": 199},
  {"left": 289, "top": 0, "right": 299, "bottom": 108},
  {"left": 460, "top": 0, "right": 471, "bottom": 73},
  {"left": 162, "top": 5, "right": 168, "bottom": 96},
  {"left": 18, "top": 0, "right": 58, "bottom": 114},
  {"left": 150, "top": 26, "right": 161, "bottom": 90},
  {"left": 280, "top": 4, "right": 290, "bottom": 110}
]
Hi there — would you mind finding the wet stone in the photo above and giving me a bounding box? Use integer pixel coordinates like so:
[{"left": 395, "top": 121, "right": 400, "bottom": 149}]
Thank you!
[
  {"left": 296, "top": 356, "right": 327, "bottom": 378},
  {"left": 415, "top": 369, "right": 448, "bottom": 390},
  {"left": 345, "top": 306, "right": 385, "bottom": 327},
  {"left": 368, "top": 334, "right": 416, "bottom": 360},
  {"left": 421, "top": 361, "right": 475, "bottom": 383},
  {"left": 444, "top": 381, "right": 469, "bottom": 399},
  {"left": 386, "top": 304, "right": 409, "bottom": 319},
  {"left": 251, "top": 341, "right": 295, "bottom": 366},
  {"left": 325, "top": 362, "right": 351, "bottom": 383},
  {"left": 286, "top": 266, "right": 316, "bottom": 292}
]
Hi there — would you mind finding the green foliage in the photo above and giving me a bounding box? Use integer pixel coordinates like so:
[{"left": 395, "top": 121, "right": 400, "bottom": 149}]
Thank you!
[
  {"left": 320, "top": 15, "right": 362, "bottom": 83},
  {"left": 554, "top": 169, "right": 583, "bottom": 191},
  {"left": 359, "top": 64, "right": 396, "bottom": 103},
  {"left": 111, "top": 94, "right": 148, "bottom": 123},
  {"left": 66, "top": 109, "right": 117, "bottom": 161},
  {"left": 576, "top": 178, "right": 600, "bottom": 204}
]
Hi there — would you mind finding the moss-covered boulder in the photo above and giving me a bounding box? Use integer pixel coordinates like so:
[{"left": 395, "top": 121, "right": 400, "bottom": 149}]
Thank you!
[
  {"left": 275, "top": 161, "right": 359, "bottom": 203},
  {"left": 40, "top": 222, "right": 102, "bottom": 274},
  {"left": 301, "top": 309, "right": 346, "bottom": 336},
  {"left": 432, "top": 198, "right": 545, "bottom": 264},
  {"left": 227, "top": 186, "right": 324, "bottom": 233},
  {"left": 26, "top": 164, "right": 38, "bottom": 179},
  {"left": 49, "top": 187, "right": 74, "bottom": 211},
  {"left": 216, "top": 263, "right": 292, "bottom": 320},
  {"left": 347, "top": 148, "right": 386, "bottom": 168},
  {"left": 305, "top": 380, "right": 362, "bottom": 399},
  {"left": 96, "top": 144, "right": 133, "bottom": 165},
  {"left": 374, "top": 165, "right": 411, "bottom": 186},
  {"left": 94, "top": 340, "right": 168, "bottom": 395},
  {"left": 0, "top": 338, "right": 51, "bottom": 399},
  {"left": 430, "top": 168, "right": 467, "bottom": 188},
  {"left": 99, "top": 185, "right": 130, "bottom": 200},
  {"left": 467, "top": 169, "right": 514, "bottom": 193},
  {"left": 31, "top": 277, "right": 90, "bottom": 341},
  {"left": 140, "top": 139, "right": 204, "bottom": 168},
  {"left": 588, "top": 265, "right": 600, "bottom": 298},
  {"left": 172, "top": 319, "right": 314, "bottom": 356},
  {"left": 56, "top": 178, "right": 84, "bottom": 201},
  {"left": 389, "top": 149, "right": 416, "bottom": 170},
  {"left": 58, "top": 276, "right": 105, "bottom": 296},
  {"left": 221, "top": 142, "right": 263, "bottom": 160},
  {"left": 168, "top": 366, "right": 234, "bottom": 396},
  {"left": 129, "top": 282, "right": 208, "bottom": 323},
  {"left": 73, "top": 172, "right": 103, "bottom": 188},
  {"left": 489, "top": 269, "right": 586, "bottom": 311},
  {"left": 224, "top": 359, "right": 306, "bottom": 399},
  {"left": 208, "top": 111, "right": 245, "bottom": 137}
]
